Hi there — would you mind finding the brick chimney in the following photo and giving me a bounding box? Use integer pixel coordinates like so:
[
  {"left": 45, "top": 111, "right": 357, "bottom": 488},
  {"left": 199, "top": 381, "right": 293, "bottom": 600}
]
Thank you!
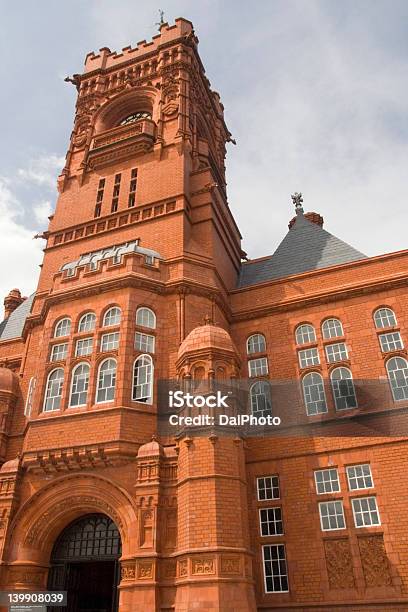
[
  {"left": 289, "top": 211, "right": 324, "bottom": 230},
  {"left": 4, "top": 289, "right": 24, "bottom": 319}
]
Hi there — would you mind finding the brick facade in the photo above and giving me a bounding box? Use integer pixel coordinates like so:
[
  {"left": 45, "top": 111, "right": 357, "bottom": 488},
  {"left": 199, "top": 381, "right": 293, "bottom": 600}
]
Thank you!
[{"left": 0, "top": 17, "right": 407, "bottom": 611}]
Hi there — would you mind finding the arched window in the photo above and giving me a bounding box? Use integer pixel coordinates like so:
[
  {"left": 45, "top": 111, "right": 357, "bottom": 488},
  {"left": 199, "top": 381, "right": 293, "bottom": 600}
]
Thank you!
[
  {"left": 69, "top": 363, "right": 90, "bottom": 407},
  {"left": 322, "top": 318, "right": 343, "bottom": 340},
  {"left": 54, "top": 318, "right": 71, "bottom": 338},
  {"left": 136, "top": 307, "right": 156, "bottom": 329},
  {"left": 96, "top": 359, "right": 117, "bottom": 403},
  {"left": 132, "top": 354, "right": 153, "bottom": 403},
  {"left": 295, "top": 324, "right": 316, "bottom": 345},
  {"left": 302, "top": 372, "right": 327, "bottom": 416},
  {"left": 386, "top": 357, "right": 408, "bottom": 401},
  {"left": 43, "top": 368, "right": 64, "bottom": 412},
  {"left": 330, "top": 367, "right": 357, "bottom": 410},
  {"left": 103, "top": 307, "right": 121, "bottom": 327},
  {"left": 250, "top": 381, "right": 272, "bottom": 417},
  {"left": 374, "top": 308, "right": 397, "bottom": 329},
  {"left": 78, "top": 312, "right": 96, "bottom": 333},
  {"left": 119, "top": 111, "right": 152, "bottom": 126},
  {"left": 247, "top": 334, "right": 266, "bottom": 355}
]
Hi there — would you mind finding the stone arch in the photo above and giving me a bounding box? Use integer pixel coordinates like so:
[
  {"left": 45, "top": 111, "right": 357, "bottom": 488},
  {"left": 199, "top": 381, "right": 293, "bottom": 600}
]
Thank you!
[
  {"left": 7, "top": 473, "right": 138, "bottom": 564},
  {"left": 94, "top": 87, "right": 159, "bottom": 133}
]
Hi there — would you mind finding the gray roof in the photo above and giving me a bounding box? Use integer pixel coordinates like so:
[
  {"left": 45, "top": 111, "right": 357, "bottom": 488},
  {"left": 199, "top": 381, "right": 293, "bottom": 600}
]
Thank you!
[
  {"left": 0, "top": 293, "right": 35, "bottom": 341},
  {"left": 239, "top": 212, "right": 367, "bottom": 288}
]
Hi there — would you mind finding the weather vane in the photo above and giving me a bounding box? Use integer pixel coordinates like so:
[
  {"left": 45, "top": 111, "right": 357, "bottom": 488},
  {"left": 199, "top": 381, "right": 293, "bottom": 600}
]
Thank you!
[
  {"left": 156, "top": 9, "right": 165, "bottom": 30},
  {"left": 291, "top": 192, "right": 304, "bottom": 212}
]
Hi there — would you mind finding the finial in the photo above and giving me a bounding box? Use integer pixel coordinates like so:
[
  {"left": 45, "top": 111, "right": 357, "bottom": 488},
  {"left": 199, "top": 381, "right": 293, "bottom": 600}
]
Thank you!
[
  {"left": 291, "top": 192, "right": 304, "bottom": 214},
  {"left": 155, "top": 9, "right": 165, "bottom": 30}
]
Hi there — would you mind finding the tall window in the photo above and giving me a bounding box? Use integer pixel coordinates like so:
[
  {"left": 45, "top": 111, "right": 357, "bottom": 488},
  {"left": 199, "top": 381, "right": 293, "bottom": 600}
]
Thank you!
[
  {"left": 247, "top": 334, "right": 266, "bottom": 354},
  {"left": 94, "top": 178, "right": 105, "bottom": 218},
  {"left": 374, "top": 307, "right": 397, "bottom": 329},
  {"left": 111, "top": 174, "right": 121, "bottom": 213},
  {"left": 295, "top": 324, "right": 316, "bottom": 345},
  {"left": 322, "top": 318, "right": 343, "bottom": 339},
  {"left": 386, "top": 357, "right": 408, "bottom": 401},
  {"left": 78, "top": 312, "right": 96, "bottom": 333},
  {"left": 128, "top": 168, "right": 138, "bottom": 208},
  {"left": 69, "top": 363, "right": 90, "bottom": 407},
  {"left": 96, "top": 359, "right": 116, "bottom": 403},
  {"left": 262, "top": 544, "right": 289, "bottom": 593},
  {"left": 43, "top": 369, "right": 64, "bottom": 412},
  {"left": 250, "top": 381, "right": 272, "bottom": 416},
  {"left": 302, "top": 372, "right": 327, "bottom": 415},
  {"left": 330, "top": 367, "right": 357, "bottom": 410},
  {"left": 54, "top": 318, "right": 71, "bottom": 338},
  {"left": 132, "top": 355, "right": 153, "bottom": 403},
  {"left": 136, "top": 307, "right": 156, "bottom": 329},
  {"left": 103, "top": 307, "right": 121, "bottom": 327}
]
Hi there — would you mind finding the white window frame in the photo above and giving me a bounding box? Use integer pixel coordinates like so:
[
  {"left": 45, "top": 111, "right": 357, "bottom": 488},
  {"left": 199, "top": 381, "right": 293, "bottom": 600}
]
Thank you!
[
  {"left": 314, "top": 468, "right": 340, "bottom": 494},
  {"left": 136, "top": 307, "right": 156, "bottom": 329},
  {"left": 96, "top": 358, "right": 117, "bottom": 404},
  {"left": 262, "top": 544, "right": 289, "bottom": 593},
  {"left": 50, "top": 343, "right": 68, "bottom": 362},
  {"left": 379, "top": 332, "right": 403, "bottom": 353},
  {"left": 132, "top": 354, "right": 154, "bottom": 404},
  {"left": 259, "top": 507, "right": 284, "bottom": 537},
  {"left": 78, "top": 312, "right": 96, "bottom": 333},
  {"left": 318, "top": 500, "right": 346, "bottom": 531},
  {"left": 75, "top": 337, "right": 93, "bottom": 357},
  {"left": 330, "top": 367, "right": 357, "bottom": 410},
  {"left": 103, "top": 307, "right": 121, "bottom": 327},
  {"left": 135, "top": 332, "right": 155, "bottom": 354},
  {"left": 69, "top": 362, "right": 90, "bottom": 408},
  {"left": 346, "top": 464, "right": 374, "bottom": 491},
  {"left": 250, "top": 381, "right": 272, "bottom": 416},
  {"left": 322, "top": 318, "right": 343, "bottom": 340},
  {"left": 302, "top": 372, "right": 327, "bottom": 416},
  {"left": 298, "top": 347, "right": 320, "bottom": 368},
  {"left": 386, "top": 356, "right": 408, "bottom": 401},
  {"left": 43, "top": 368, "right": 64, "bottom": 412},
  {"left": 257, "top": 475, "right": 280, "bottom": 501},
  {"left": 351, "top": 496, "right": 381, "bottom": 528},
  {"left": 374, "top": 308, "right": 397, "bottom": 329},
  {"left": 295, "top": 324, "right": 316, "bottom": 345},
  {"left": 325, "top": 342, "right": 348, "bottom": 363},
  {"left": 100, "top": 332, "right": 120, "bottom": 352},
  {"left": 54, "top": 317, "right": 71, "bottom": 338},
  {"left": 247, "top": 333, "right": 266, "bottom": 355},
  {"left": 248, "top": 357, "right": 268, "bottom": 377}
]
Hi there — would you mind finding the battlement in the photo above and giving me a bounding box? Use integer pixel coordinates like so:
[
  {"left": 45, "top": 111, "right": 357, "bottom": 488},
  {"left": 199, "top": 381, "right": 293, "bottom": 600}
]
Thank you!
[{"left": 84, "top": 17, "right": 195, "bottom": 73}]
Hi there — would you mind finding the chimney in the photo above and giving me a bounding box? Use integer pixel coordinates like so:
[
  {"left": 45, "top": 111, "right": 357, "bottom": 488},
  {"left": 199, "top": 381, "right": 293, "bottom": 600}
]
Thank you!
[
  {"left": 4, "top": 289, "right": 24, "bottom": 319},
  {"left": 289, "top": 211, "right": 324, "bottom": 230}
]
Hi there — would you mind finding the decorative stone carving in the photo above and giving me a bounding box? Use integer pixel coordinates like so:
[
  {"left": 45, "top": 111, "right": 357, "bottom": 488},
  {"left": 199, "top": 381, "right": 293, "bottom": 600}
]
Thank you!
[
  {"left": 324, "top": 539, "right": 355, "bottom": 589},
  {"left": 137, "top": 561, "right": 153, "bottom": 579},
  {"left": 178, "top": 558, "right": 188, "bottom": 577},
  {"left": 162, "top": 559, "right": 177, "bottom": 578},
  {"left": 220, "top": 555, "right": 240, "bottom": 575},
  {"left": 8, "top": 570, "right": 44, "bottom": 586},
  {"left": 358, "top": 535, "right": 393, "bottom": 587},
  {"left": 120, "top": 564, "right": 136, "bottom": 581},
  {"left": 191, "top": 557, "right": 215, "bottom": 575},
  {"left": 140, "top": 508, "right": 154, "bottom": 548}
]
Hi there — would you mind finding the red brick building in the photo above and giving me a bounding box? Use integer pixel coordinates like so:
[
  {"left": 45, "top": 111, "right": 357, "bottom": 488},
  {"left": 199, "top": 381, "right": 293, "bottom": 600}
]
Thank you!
[{"left": 0, "top": 17, "right": 407, "bottom": 612}]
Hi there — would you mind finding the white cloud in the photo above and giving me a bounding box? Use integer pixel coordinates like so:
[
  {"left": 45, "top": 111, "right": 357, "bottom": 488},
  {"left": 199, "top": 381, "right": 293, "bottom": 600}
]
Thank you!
[
  {"left": 33, "top": 200, "right": 52, "bottom": 225},
  {"left": 0, "top": 178, "right": 44, "bottom": 303},
  {"left": 17, "top": 154, "right": 65, "bottom": 190}
]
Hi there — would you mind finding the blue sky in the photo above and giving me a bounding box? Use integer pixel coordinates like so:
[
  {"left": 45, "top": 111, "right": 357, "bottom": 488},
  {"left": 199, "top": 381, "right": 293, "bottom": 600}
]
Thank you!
[{"left": 0, "top": 0, "right": 407, "bottom": 299}]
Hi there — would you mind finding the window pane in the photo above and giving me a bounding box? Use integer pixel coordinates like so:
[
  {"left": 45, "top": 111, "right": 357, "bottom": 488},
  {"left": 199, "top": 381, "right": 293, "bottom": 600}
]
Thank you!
[
  {"left": 247, "top": 334, "right": 266, "bottom": 354},
  {"left": 346, "top": 464, "right": 373, "bottom": 490},
  {"left": 248, "top": 358, "right": 268, "bottom": 377},
  {"left": 319, "top": 501, "right": 346, "bottom": 531},
  {"left": 386, "top": 357, "right": 408, "bottom": 400},
  {"left": 298, "top": 348, "right": 320, "bottom": 368},
  {"left": 257, "top": 475, "right": 280, "bottom": 500},
  {"left": 103, "top": 307, "right": 121, "bottom": 327},
  {"left": 322, "top": 319, "right": 343, "bottom": 339},
  {"left": 295, "top": 324, "right": 316, "bottom": 345},
  {"left": 374, "top": 308, "right": 397, "bottom": 329},
  {"left": 325, "top": 342, "right": 348, "bottom": 363},
  {"left": 136, "top": 307, "right": 156, "bottom": 329},
  {"left": 262, "top": 545, "right": 289, "bottom": 592},
  {"left": 314, "top": 469, "right": 340, "bottom": 494},
  {"left": 379, "top": 332, "right": 403, "bottom": 353},
  {"left": 302, "top": 373, "right": 327, "bottom": 415},
  {"left": 135, "top": 332, "right": 155, "bottom": 353}
]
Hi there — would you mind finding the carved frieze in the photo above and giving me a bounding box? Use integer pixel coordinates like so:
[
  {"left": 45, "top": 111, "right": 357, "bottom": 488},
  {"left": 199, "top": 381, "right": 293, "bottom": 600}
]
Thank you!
[
  {"left": 120, "top": 564, "right": 136, "bottom": 581},
  {"left": 358, "top": 535, "right": 393, "bottom": 587},
  {"left": 191, "top": 557, "right": 215, "bottom": 575},
  {"left": 324, "top": 539, "right": 355, "bottom": 589},
  {"left": 137, "top": 560, "right": 154, "bottom": 579},
  {"left": 178, "top": 558, "right": 188, "bottom": 577},
  {"left": 220, "top": 555, "right": 241, "bottom": 575}
]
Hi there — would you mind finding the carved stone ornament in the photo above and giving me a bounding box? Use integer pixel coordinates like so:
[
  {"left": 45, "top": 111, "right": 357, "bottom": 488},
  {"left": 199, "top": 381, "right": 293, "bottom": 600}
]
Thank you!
[
  {"left": 358, "top": 535, "right": 393, "bottom": 587},
  {"left": 220, "top": 555, "right": 241, "bottom": 575},
  {"left": 120, "top": 564, "right": 136, "bottom": 581},
  {"left": 137, "top": 560, "right": 153, "bottom": 579},
  {"left": 178, "top": 558, "right": 188, "bottom": 577},
  {"left": 191, "top": 557, "right": 215, "bottom": 575},
  {"left": 324, "top": 539, "right": 355, "bottom": 589}
]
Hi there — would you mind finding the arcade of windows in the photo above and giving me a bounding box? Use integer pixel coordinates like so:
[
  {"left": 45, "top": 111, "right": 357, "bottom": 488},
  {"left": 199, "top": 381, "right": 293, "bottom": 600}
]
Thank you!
[
  {"left": 245, "top": 306, "right": 407, "bottom": 420},
  {"left": 94, "top": 168, "right": 139, "bottom": 218},
  {"left": 42, "top": 306, "right": 156, "bottom": 413},
  {"left": 257, "top": 463, "right": 380, "bottom": 593}
]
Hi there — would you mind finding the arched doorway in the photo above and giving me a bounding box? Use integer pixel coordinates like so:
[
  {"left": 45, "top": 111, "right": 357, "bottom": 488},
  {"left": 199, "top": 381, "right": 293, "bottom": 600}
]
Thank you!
[{"left": 47, "top": 513, "right": 121, "bottom": 612}]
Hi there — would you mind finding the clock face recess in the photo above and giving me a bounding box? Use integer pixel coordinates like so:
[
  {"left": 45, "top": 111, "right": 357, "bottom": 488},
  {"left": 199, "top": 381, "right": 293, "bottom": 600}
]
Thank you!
[{"left": 119, "top": 111, "right": 152, "bottom": 126}]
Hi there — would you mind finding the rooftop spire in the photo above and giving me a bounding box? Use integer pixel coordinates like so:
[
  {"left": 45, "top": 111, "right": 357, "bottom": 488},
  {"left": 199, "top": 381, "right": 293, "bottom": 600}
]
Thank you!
[
  {"left": 155, "top": 9, "right": 165, "bottom": 31},
  {"left": 291, "top": 192, "right": 304, "bottom": 214}
]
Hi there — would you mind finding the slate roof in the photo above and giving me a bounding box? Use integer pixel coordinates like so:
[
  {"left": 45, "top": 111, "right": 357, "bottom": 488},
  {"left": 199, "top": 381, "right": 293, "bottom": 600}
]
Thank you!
[
  {"left": 0, "top": 293, "right": 35, "bottom": 341},
  {"left": 238, "top": 211, "right": 367, "bottom": 288},
  {"left": 61, "top": 240, "right": 162, "bottom": 274}
]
